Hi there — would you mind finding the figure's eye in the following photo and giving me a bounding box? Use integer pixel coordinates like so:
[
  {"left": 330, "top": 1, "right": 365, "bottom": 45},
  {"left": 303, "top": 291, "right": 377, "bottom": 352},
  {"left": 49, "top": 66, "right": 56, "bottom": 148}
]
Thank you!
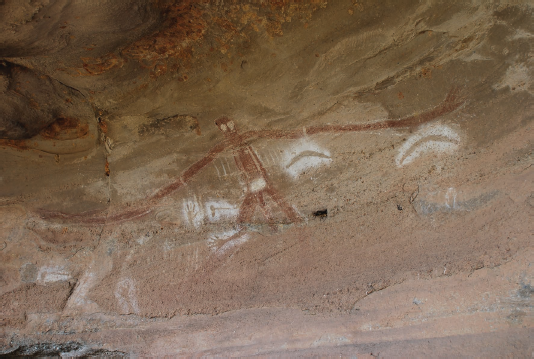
[
  {"left": 227, "top": 121, "right": 235, "bottom": 130},
  {"left": 220, "top": 124, "right": 227, "bottom": 132}
]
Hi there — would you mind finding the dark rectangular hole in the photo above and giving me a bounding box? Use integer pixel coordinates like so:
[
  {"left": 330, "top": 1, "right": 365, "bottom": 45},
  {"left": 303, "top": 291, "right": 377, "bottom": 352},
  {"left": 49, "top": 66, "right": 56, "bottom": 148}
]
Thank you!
[{"left": 312, "top": 209, "right": 327, "bottom": 218}]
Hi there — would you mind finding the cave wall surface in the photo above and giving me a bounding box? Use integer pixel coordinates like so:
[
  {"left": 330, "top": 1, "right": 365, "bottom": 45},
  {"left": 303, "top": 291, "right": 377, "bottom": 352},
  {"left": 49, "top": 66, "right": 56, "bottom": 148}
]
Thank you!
[{"left": 0, "top": 0, "right": 533, "bottom": 356}]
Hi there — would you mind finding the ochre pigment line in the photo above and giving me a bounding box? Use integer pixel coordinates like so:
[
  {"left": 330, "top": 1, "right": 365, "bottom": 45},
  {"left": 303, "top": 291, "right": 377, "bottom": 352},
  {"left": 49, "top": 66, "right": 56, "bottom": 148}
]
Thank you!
[{"left": 38, "top": 87, "right": 464, "bottom": 224}]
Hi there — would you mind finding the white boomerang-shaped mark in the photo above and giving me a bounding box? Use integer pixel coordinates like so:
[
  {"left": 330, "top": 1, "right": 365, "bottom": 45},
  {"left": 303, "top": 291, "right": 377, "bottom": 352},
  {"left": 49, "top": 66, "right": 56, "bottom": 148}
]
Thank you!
[
  {"left": 282, "top": 139, "right": 332, "bottom": 178},
  {"left": 396, "top": 123, "right": 460, "bottom": 167}
]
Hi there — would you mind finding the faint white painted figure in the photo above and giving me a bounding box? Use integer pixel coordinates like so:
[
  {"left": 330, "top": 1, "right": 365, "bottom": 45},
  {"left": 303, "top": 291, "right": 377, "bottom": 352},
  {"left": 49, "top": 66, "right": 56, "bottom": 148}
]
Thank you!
[{"left": 115, "top": 278, "right": 140, "bottom": 315}]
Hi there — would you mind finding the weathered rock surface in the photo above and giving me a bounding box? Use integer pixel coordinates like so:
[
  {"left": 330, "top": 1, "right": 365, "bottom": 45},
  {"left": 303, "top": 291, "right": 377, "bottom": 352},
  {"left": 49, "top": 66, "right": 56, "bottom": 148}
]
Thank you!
[{"left": 1, "top": 0, "right": 532, "bottom": 356}]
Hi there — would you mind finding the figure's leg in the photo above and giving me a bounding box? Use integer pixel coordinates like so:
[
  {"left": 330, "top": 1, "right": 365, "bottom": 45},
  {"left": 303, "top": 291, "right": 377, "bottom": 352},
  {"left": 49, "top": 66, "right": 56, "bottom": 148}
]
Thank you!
[
  {"left": 237, "top": 192, "right": 258, "bottom": 224},
  {"left": 264, "top": 187, "right": 302, "bottom": 223},
  {"left": 257, "top": 191, "right": 277, "bottom": 229}
]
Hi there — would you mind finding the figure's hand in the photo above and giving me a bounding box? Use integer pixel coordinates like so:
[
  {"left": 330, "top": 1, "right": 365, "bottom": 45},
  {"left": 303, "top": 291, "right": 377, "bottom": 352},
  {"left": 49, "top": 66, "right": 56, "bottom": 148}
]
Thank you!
[{"left": 443, "top": 86, "right": 466, "bottom": 110}]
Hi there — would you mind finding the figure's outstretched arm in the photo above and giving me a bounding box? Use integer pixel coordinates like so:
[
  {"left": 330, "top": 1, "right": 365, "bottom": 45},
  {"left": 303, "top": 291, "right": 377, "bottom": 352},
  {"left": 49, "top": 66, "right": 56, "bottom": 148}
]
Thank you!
[
  {"left": 305, "top": 87, "right": 465, "bottom": 135},
  {"left": 38, "top": 141, "right": 229, "bottom": 224},
  {"left": 240, "top": 128, "right": 304, "bottom": 142},
  {"left": 238, "top": 87, "right": 464, "bottom": 141},
  {"left": 150, "top": 141, "right": 228, "bottom": 201},
  {"left": 36, "top": 205, "right": 153, "bottom": 225}
]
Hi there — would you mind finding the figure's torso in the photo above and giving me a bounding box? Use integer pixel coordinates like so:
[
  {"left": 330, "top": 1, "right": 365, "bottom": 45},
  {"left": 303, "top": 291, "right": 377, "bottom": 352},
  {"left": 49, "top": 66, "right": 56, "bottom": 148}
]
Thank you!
[{"left": 235, "top": 145, "right": 268, "bottom": 192}]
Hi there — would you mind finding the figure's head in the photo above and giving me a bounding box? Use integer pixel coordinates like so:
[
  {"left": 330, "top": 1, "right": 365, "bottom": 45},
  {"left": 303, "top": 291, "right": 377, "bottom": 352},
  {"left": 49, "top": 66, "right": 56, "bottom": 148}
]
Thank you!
[{"left": 215, "top": 116, "right": 237, "bottom": 135}]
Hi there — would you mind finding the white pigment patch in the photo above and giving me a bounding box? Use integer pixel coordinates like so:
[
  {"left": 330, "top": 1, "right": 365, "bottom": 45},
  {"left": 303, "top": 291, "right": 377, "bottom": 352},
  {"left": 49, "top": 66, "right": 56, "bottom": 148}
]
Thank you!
[
  {"left": 401, "top": 141, "right": 459, "bottom": 166},
  {"left": 136, "top": 232, "right": 151, "bottom": 245},
  {"left": 37, "top": 266, "right": 70, "bottom": 283},
  {"left": 182, "top": 195, "right": 205, "bottom": 228},
  {"left": 216, "top": 233, "right": 249, "bottom": 255},
  {"left": 155, "top": 207, "right": 182, "bottom": 226},
  {"left": 115, "top": 278, "right": 140, "bottom": 315},
  {"left": 508, "top": 29, "right": 534, "bottom": 40},
  {"left": 282, "top": 139, "right": 332, "bottom": 178},
  {"left": 207, "top": 229, "right": 249, "bottom": 255},
  {"left": 493, "top": 63, "right": 532, "bottom": 93},
  {"left": 462, "top": 52, "right": 492, "bottom": 62},
  {"left": 69, "top": 272, "right": 95, "bottom": 306},
  {"left": 205, "top": 199, "right": 238, "bottom": 222},
  {"left": 249, "top": 177, "right": 267, "bottom": 192},
  {"left": 396, "top": 123, "right": 461, "bottom": 167},
  {"left": 444, "top": 187, "right": 458, "bottom": 209}
]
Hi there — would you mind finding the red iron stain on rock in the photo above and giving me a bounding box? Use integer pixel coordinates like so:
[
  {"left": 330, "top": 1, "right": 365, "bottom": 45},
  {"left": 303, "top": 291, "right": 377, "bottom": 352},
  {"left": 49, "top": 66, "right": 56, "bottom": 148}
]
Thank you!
[
  {"left": 0, "top": 139, "right": 29, "bottom": 150},
  {"left": 40, "top": 117, "right": 89, "bottom": 140}
]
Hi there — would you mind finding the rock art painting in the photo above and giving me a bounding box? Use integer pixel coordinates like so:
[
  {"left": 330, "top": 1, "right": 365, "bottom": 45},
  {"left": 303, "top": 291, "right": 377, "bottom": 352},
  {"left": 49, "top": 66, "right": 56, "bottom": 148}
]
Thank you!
[
  {"left": 36, "top": 266, "right": 70, "bottom": 284},
  {"left": 494, "top": 62, "right": 533, "bottom": 94},
  {"left": 183, "top": 196, "right": 239, "bottom": 228},
  {"left": 212, "top": 116, "right": 303, "bottom": 227},
  {"left": 65, "top": 272, "right": 96, "bottom": 310},
  {"left": 281, "top": 139, "right": 332, "bottom": 178},
  {"left": 413, "top": 186, "right": 500, "bottom": 215},
  {"left": 115, "top": 278, "right": 140, "bottom": 315},
  {"left": 207, "top": 229, "right": 250, "bottom": 255},
  {"left": 182, "top": 195, "right": 206, "bottom": 229},
  {"left": 38, "top": 87, "right": 465, "bottom": 233},
  {"left": 205, "top": 199, "right": 239, "bottom": 223},
  {"left": 395, "top": 123, "right": 461, "bottom": 167},
  {"left": 2, "top": 2, "right": 533, "bottom": 354}
]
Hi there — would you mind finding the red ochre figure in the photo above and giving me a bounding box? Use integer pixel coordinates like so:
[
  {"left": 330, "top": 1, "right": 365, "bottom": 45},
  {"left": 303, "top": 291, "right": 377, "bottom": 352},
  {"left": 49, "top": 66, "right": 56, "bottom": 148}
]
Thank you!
[
  {"left": 214, "top": 116, "right": 301, "bottom": 225},
  {"left": 38, "top": 87, "right": 465, "bottom": 225}
]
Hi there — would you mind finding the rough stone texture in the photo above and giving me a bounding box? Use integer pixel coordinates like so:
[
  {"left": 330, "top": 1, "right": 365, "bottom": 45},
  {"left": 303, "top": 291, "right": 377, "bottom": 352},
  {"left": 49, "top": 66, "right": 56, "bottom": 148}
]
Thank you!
[{"left": 0, "top": 0, "right": 533, "bottom": 356}]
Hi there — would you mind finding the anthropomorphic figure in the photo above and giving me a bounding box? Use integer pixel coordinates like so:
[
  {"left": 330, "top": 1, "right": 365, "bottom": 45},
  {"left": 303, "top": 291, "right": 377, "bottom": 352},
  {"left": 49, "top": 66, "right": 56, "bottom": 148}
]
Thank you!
[
  {"left": 214, "top": 116, "right": 301, "bottom": 225},
  {"left": 39, "top": 87, "right": 465, "bottom": 226}
]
